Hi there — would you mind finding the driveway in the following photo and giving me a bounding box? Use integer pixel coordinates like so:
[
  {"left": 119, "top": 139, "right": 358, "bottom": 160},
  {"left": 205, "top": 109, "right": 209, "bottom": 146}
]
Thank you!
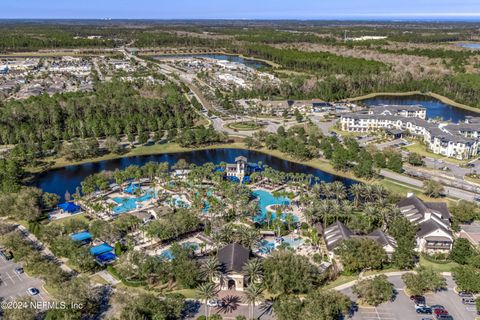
[{"left": 0, "top": 254, "right": 48, "bottom": 302}]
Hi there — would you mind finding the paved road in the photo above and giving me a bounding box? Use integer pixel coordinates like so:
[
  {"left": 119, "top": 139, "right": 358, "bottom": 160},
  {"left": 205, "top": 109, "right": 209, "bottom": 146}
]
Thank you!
[
  {"left": 337, "top": 273, "right": 477, "bottom": 320},
  {"left": 380, "top": 169, "right": 479, "bottom": 202}
]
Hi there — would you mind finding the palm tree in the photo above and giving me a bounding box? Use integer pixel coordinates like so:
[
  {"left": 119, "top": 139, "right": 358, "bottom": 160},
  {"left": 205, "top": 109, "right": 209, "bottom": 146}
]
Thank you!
[
  {"left": 350, "top": 183, "right": 364, "bottom": 208},
  {"left": 284, "top": 213, "right": 295, "bottom": 231},
  {"left": 332, "top": 181, "right": 347, "bottom": 202},
  {"left": 244, "top": 284, "right": 264, "bottom": 320},
  {"left": 197, "top": 282, "right": 218, "bottom": 320},
  {"left": 201, "top": 257, "right": 220, "bottom": 282},
  {"left": 243, "top": 258, "right": 263, "bottom": 286}
]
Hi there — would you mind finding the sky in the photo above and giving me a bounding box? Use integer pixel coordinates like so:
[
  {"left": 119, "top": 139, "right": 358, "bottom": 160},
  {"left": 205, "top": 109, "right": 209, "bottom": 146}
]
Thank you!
[{"left": 2, "top": 0, "right": 480, "bottom": 20}]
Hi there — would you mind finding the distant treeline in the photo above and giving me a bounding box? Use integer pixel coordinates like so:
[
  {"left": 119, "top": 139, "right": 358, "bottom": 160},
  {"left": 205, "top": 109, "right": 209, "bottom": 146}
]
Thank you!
[{"left": 233, "top": 44, "right": 388, "bottom": 75}]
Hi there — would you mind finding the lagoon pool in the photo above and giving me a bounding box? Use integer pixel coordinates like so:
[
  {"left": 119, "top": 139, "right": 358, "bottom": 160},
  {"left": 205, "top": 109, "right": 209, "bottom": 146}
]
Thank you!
[
  {"left": 252, "top": 189, "right": 293, "bottom": 223},
  {"left": 112, "top": 191, "right": 155, "bottom": 214}
]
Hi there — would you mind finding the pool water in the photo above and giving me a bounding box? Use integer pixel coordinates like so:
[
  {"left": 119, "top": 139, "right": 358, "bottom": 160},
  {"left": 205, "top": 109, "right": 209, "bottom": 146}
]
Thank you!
[
  {"left": 257, "top": 239, "right": 276, "bottom": 254},
  {"left": 182, "top": 242, "right": 200, "bottom": 251},
  {"left": 112, "top": 191, "right": 155, "bottom": 214},
  {"left": 170, "top": 196, "right": 190, "bottom": 208},
  {"left": 282, "top": 237, "right": 304, "bottom": 249},
  {"left": 159, "top": 250, "right": 174, "bottom": 261},
  {"left": 252, "top": 190, "right": 295, "bottom": 223}
]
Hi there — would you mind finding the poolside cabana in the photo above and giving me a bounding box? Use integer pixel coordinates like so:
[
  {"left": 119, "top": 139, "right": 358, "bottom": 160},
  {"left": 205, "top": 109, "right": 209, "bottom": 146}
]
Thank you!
[
  {"left": 59, "top": 202, "right": 81, "bottom": 214},
  {"left": 96, "top": 251, "right": 117, "bottom": 265},
  {"left": 90, "top": 243, "right": 114, "bottom": 256},
  {"left": 70, "top": 231, "right": 92, "bottom": 245}
]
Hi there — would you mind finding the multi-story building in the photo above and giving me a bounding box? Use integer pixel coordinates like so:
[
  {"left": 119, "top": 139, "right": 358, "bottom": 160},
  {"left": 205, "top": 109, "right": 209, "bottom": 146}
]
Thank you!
[
  {"left": 397, "top": 194, "right": 453, "bottom": 254},
  {"left": 340, "top": 105, "right": 480, "bottom": 160}
]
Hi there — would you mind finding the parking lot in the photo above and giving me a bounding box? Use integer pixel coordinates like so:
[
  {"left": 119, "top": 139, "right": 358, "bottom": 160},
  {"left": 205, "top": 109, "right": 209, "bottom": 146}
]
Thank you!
[
  {"left": 0, "top": 253, "right": 48, "bottom": 302},
  {"left": 342, "top": 275, "right": 478, "bottom": 320}
]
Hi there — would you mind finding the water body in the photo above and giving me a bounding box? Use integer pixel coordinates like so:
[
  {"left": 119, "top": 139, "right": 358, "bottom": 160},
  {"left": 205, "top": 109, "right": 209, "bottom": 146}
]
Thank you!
[
  {"left": 457, "top": 43, "right": 480, "bottom": 50},
  {"left": 35, "top": 148, "right": 355, "bottom": 201},
  {"left": 361, "top": 94, "right": 478, "bottom": 123},
  {"left": 154, "top": 54, "right": 268, "bottom": 69}
]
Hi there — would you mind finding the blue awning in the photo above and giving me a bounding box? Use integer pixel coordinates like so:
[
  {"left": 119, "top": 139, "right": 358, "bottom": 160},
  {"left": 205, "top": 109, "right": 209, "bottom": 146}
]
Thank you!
[
  {"left": 96, "top": 252, "right": 117, "bottom": 263},
  {"left": 90, "top": 243, "right": 114, "bottom": 256},
  {"left": 70, "top": 231, "right": 92, "bottom": 242},
  {"left": 59, "top": 202, "right": 81, "bottom": 213}
]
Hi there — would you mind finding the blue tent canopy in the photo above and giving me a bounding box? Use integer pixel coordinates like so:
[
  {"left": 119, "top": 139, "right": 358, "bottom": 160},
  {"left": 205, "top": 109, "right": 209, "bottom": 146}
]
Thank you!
[
  {"left": 90, "top": 243, "right": 114, "bottom": 256},
  {"left": 96, "top": 252, "right": 117, "bottom": 263},
  {"left": 226, "top": 176, "right": 240, "bottom": 183},
  {"left": 124, "top": 183, "right": 140, "bottom": 194},
  {"left": 59, "top": 202, "right": 81, "bottom": 213},
  {"left": 242, "top": 176, "right": 251, "bottom": 184},
  {"left": 70, "top": 231, "right": 92, "bottom": 242}
]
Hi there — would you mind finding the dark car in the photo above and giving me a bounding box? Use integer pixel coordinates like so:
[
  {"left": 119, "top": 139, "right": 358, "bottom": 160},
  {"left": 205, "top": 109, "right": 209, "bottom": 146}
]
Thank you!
[
  {"left": 430, "top": 305, "right": 445, "bottom": 311},
  {"left": 416, "top": 306, "right": 432, "bottom": 314},
  {"left": 410, "top": 295, "right": 426, "bottom": 305},
  {"left": 461, "top": 297, "right": 475, "bottom": 305},
  {"left": 458, "top": 291, "right": 473, "bottom": 297},
  {"left": 436, "top": 315, "right": 453, "bottom": 320}
]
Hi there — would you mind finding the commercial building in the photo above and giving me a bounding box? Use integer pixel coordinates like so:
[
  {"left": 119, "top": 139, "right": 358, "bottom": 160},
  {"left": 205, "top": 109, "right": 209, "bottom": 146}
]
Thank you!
[{"left": 340, "top": 105, "right": 480, "bottom": 160}]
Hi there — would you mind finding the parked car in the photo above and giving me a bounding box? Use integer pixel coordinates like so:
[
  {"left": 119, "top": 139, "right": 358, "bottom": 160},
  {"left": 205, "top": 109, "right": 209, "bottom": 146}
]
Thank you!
[
  {"left": 434, "top": 309, "right": 449, "bottom": 317},
  {"left": 436, "top": 315, "right": 453, "bottom": 320},
  {"left": 206, "top": 300, "right": 220, "bottom": 308},
  {"left": 458, "top": 291, "right": 473, "bottom": 297},
  {"left": 430, "top": 305, "right": 445, "bottom": 311},
  {"left": 461, "top": 297, "right": 475, "bottom": 305},
  {"left": 14, "top": 267, "right": 24, "bottom": 275},
  {"left": 416, "top": 306, "right": 432, "bottom": 314},
  {"left": 410, "top": 295, "right": 426, "bottom": 305},
  {"left": 27, "top": 288, "right": 39, "bottom": 296}
]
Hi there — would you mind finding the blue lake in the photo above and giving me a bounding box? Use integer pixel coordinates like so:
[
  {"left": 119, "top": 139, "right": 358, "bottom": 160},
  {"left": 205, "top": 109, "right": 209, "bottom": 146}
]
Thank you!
[
  {"left": 361, "top": 94, "right": 479, "bottom": 123},
  {"left": 154, "top": 54, "right": 268, "bottom": 69},
  {"left": 35, "top": 148, "right": 356, "bottom": 201},
  {"left": 457, "top": 43, "right": 480, "bottom": 50}
]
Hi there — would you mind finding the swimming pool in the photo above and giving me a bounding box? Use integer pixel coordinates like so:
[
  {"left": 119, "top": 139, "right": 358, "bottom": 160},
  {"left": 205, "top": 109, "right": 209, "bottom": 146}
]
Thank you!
[
  {"left": 282, "top": 237, "right": 304, "bottom": 249},
  {"left": 112, "top": 191, "right": 155, "bottom": 214},
  {"left": 252, "top": 190, "right": 294, "bottom": 223},
  {"left": 257, "top": 239, "right": 276, "bottom": 254},
  {"left": 182, "top": 242, "right": 200, "bottom": 251},
  {"left": 170, "top": 196, "right": 190, "bottom": 208},
  {"left": 159, "top": 249, "right": 174, "bottom": 261}
]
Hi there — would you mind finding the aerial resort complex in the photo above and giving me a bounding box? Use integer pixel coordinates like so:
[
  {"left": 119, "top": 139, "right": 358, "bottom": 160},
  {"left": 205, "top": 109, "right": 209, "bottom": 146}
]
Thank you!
[{"left": 3, "top": 7, "right": 480, "bottom": 320}]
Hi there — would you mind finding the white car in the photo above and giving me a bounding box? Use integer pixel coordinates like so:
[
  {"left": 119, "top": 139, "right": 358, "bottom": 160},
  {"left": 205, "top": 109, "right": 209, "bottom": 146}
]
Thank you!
[
  {"left": 206, "top": 300, "right": 219, "bottom": 307},
  {"left": 27, "top": 287, "right": 39, "bottom": 296}
]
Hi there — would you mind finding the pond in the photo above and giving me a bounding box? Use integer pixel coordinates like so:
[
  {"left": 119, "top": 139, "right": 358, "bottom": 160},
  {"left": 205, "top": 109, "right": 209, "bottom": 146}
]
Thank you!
[
  {"left": 457, "top": 43, "right": 480, "bottom": 50},
  {"left": 153, "top": 54, "right": 269, "bottom": 69},
  {"left": 360, "top": 94, "right": 478, "bottom": 123},
  {"left": 35, "top": 148, "right": 356, "bottom": 201}
]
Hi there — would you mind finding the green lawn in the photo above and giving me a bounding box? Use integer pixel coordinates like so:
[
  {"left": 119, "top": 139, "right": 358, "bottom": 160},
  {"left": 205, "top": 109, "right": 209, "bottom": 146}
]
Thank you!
[
  {"left": 403, "top": 142, "right": 470, "bottom": 166},
  {"left": 168, "top": 288, "right": 197, "bottom": 299},
  {"left": 324, "top": 274, "right": 358, "bottom": 290},
  {"left": 227, "top": 121, "right": 265, "bottom": 131},
  {"left": 419, "top": 256, "right": 459, "bottom": 273},
  {"left": 51, "top": 212, "right": 91, "bottom": 225}
]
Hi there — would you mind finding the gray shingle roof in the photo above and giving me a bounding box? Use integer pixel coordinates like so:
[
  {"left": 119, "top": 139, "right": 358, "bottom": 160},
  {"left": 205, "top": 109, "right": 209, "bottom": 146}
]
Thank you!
[{"left": 217, "top": 243, "right": 250, "bottom": 273}]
